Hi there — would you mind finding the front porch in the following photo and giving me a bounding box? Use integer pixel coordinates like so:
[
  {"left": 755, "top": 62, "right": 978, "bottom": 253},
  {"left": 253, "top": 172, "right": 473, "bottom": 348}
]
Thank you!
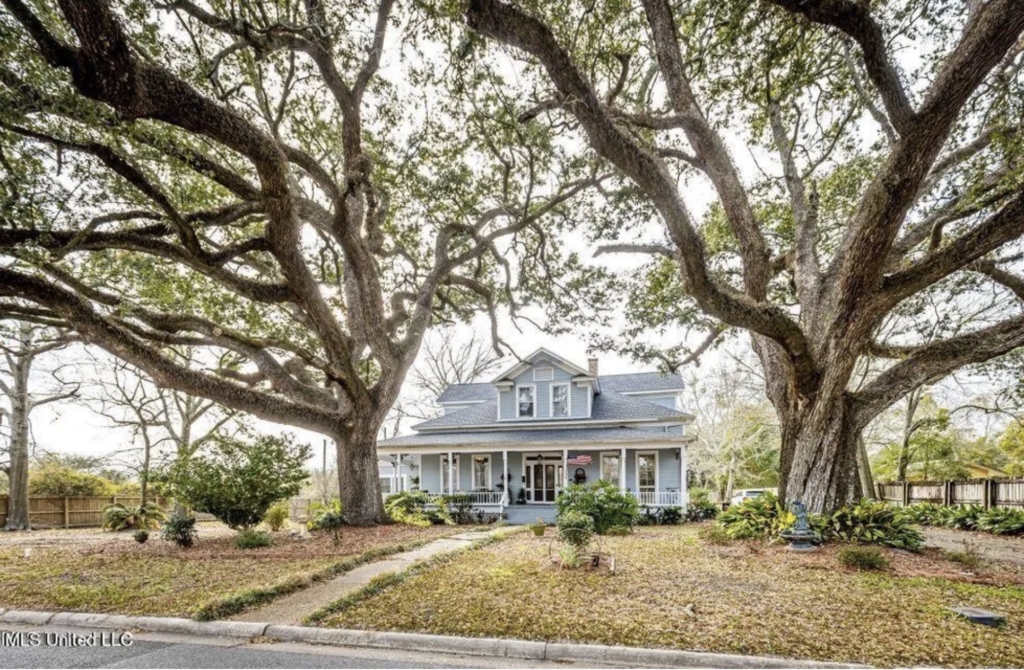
[{"left": 379, "top": 445, "right": 689, "bottom": 522}]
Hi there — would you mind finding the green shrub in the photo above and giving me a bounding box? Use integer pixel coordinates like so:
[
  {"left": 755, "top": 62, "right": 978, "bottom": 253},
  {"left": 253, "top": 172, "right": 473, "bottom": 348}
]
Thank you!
[
  {"left": 976, "top": 507, "right": 1024, "bottom": 536},
  {"left": 823, "top": 499, "right": 923, "bottom": 550},
  {"left": 717, "top": 492, "right": 794, "bottom": 540},
  {"left": 555, "top": 480, "right": 639, "bottom": 534},
  {"left": 557, "top": 543, "right": 584, "bottom": 569},
  {"left": 903, "top": 502, "right": 945, "bottom": 525},
  {"left": 604, "top": 524, "right": 632, "bottom": 536},
  {"left": 556, "top": 509, "right": 595, "bottom": 549},
  {"left": 133, "top": 529, "right": 149, "bottom": 544},
  {"left": 101, "top": 503, "right": 167, "bottom": 531},
  {"left": 384, "top": 491, "right": 452, "bottom": 528},
  {"left": 637, "top": 507, "right": 660, "bottom": 526},
  {"left": 944, "top": 505, "right": 984, "bottom": 530},
  {"left": 235, "top": 529, "right": 272, "bottom": 549},
  {"left": 307, "top": 499, "right": 346, "bottom": 532},
  {"left": 838, "top": 546, "right": 889, "bottom": 571},
  {"left": 698, "top": 523, "right": 733, "bottom": 545},
  {"left": 659, "top": 506, "right": 684, "bottom": 525},
  {"left": 906, "top": 503, "right": 1024, "bottom": 537},
  {"left": 29, "top": 458, "right": 116, "bottom": 496},
  {"left": 443, "top": 494, "right": 475, "bottom": 524},
  {"left": 946, "top": 539, "right": 984, "bottom": 571},
  {"left": 264, "top": 501, "right": 289, "bottom": 531},
  {"left": 162, "top": 513, "right": 197, "bottom": 548},
  {"left": 686, "top": 490, "right": 719, "bottom": 522},
  {"left": 157, "top": 431, "right": 310, "bottom": 530}
]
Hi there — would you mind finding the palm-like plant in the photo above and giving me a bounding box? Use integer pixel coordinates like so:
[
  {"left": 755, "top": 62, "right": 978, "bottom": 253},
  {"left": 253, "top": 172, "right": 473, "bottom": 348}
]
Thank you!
[{"left": 101, "top": 503, "right": 168, "bottom": 531}]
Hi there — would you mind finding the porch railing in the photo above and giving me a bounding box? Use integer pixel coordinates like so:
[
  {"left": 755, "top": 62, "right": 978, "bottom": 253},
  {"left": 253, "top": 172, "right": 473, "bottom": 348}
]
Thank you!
[
  {"left": 419, "top": 490, "right": 685, "bottom": 507},
  {"left": 631, "top": 491, "right": 682, "bottom": 507},
  {"left": 425, "top": 491, "right": 505, "bottom": 505}
]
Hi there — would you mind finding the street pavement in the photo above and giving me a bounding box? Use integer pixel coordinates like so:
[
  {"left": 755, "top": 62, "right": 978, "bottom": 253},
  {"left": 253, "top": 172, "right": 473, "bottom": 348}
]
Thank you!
[{"left": 0, "top": 625, "right": 617, "bottom": 669}]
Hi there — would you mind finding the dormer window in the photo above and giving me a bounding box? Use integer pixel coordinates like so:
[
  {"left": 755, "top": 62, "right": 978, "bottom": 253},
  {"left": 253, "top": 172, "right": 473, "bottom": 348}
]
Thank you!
[
  {"left": 551, "top": 383, "right": 569, "bottom": 417},
  {"left": 517, "top": 385, "right": 535, "bottom": 418}
]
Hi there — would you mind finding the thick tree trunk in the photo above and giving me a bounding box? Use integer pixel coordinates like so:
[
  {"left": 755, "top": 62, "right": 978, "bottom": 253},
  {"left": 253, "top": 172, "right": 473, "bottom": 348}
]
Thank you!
[
  {"left": 336, "top": 420, "right": 385, "bottom": 526},
  {"left": 777, "top": 394, "right": 861, "bottom": 514},
  {"left": 857, "top": 433, "right": 875, "bottom": 500},
  {"left": 4, "top": 357, "right": 32, "bottom": 531}
]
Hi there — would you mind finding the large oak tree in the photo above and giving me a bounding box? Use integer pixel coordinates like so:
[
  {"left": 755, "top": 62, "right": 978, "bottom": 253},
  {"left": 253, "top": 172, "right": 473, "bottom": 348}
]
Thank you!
[
  {"left": 0, "top": 0, "right": 601, "bottom": 523},
  {"left": 464, "top": 0, "right": 1024, "bottom": 511}
]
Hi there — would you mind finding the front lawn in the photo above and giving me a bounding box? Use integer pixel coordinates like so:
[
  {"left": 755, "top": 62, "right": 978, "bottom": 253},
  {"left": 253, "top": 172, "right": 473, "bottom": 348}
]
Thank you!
[
  {"left": 0, "top": 524, "right": 459, "bottom": 619},
  {"left": 319, "top": 525, "right": 1024, "bottom": 667}
]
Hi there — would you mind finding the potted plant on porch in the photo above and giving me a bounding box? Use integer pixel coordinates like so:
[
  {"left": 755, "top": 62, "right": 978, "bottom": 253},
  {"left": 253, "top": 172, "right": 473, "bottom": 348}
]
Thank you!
[{"left": 530, "top": 517, "right": 547, "bottom": 537}]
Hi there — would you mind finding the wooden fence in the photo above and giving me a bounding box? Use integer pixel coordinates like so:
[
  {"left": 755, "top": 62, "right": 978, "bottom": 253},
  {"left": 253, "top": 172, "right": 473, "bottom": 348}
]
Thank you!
[
  {"left": 876, "top": 479, "right": 1024, "bottom": 509},
  {"left": 0, "top": 496, "right": 214, "bottom": 529}
]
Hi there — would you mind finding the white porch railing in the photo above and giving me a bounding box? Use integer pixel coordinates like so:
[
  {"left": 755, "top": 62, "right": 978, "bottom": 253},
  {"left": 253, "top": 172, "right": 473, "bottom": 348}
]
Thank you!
[
  {"left": 631, "top": 491, "right": 683, "bottom": 507},
  {"left": 420, "top": 490, "right": 684, "bottom": 507},
  {"left": 425, "top": 491, "right": 505, "bottom": 505}
]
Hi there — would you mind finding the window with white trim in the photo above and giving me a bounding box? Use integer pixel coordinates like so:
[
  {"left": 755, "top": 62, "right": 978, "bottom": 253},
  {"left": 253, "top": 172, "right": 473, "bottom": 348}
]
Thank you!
[
  {"left": 471, "top": 454, "right": 491, "bottom": 490},
  {"left": 637, "top": 452, "right": 657, "bottom": 493},
  {"left": 551, "top": 383, "right": 569, "bottom": 418},
  {"left": 517, "top": 386, "right": 535, "bottom": 417}
]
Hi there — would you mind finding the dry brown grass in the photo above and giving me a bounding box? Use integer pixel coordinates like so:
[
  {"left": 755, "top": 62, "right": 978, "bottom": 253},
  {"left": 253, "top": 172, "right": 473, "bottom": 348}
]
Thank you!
[
  {"left": 321, "top": 525, "right": 1024, "bottom": 667},
  {"left": 0, "top": 524, "right": 460, "bottom": 618}
]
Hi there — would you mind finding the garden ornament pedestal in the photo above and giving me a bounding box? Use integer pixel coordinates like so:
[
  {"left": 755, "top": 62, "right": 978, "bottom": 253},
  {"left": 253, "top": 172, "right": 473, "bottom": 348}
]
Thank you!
[{"left": 780, "top": 501, "right": 819, "bottom": 552}]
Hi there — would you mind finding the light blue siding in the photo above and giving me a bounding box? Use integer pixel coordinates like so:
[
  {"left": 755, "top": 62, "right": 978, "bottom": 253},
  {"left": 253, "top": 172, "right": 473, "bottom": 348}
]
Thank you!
[
  {"left": 497, "top": 364, "right": 586, "bottom": 421},
  {"left": 417, "top": 447, "right": 684, "bottom": 500},
  {"left": 505, "top": 505, "right": 557, "bottom": 524},
  {"left": 498, "top": 389, "right": 515, "bottom": 419},
  {"left": 572, "top": 384, "right": 590, "bottom": 417},
  {"left": 421, "top": 454, "right": 441, "bottom": 492}
]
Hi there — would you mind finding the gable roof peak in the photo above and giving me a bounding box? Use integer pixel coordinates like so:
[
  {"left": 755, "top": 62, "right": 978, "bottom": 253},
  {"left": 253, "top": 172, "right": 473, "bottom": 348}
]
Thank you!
[{"left": 490, "top": 347, "right": 591, "bottom": 382}]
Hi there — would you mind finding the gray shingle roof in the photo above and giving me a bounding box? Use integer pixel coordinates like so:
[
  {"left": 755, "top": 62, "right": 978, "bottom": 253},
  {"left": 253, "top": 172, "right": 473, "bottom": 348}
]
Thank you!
[
  {"left": 433, "top": 371, "right": 684, "bottom": 405},
  {"left": 377, "top": 426, "right": 686, "bottom": 448},
  {"left": 600, "top": 371, "right": 685, "bottom": 393},
  {"left": 435, "top": 383, "right": 497, "bottom": 404},
  {"left": 412, "top": 388, "right": 688, "bottom": 431}
]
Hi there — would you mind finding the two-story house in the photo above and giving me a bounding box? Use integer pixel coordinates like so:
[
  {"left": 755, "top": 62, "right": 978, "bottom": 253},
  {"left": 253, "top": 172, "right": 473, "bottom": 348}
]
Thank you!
[{"left": 376, "top": 348, "right": 694, "bottom": 523}]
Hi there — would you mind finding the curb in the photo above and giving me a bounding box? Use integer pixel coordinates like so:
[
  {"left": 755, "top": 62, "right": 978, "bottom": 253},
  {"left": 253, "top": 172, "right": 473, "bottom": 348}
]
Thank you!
[{"left": 0, "top": 610, "right": 865, "bottom": 668}]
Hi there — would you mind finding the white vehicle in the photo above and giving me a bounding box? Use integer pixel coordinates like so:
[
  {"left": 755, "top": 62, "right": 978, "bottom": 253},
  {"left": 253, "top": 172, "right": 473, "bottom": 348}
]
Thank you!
[{"left": 730, "top": 489, "right": 767, "bottom": 506}]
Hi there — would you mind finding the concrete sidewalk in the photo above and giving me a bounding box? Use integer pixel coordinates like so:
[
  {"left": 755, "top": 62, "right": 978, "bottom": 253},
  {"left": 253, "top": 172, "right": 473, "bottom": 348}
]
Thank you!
[{"left": 229, "top": 530, "right": 497, "bottom": 625}]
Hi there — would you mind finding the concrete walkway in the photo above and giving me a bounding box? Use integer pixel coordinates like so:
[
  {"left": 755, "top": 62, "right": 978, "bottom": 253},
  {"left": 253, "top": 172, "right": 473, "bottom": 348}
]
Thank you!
[{"left": 229, "top": 530, "right": 498, "bottom": 625}]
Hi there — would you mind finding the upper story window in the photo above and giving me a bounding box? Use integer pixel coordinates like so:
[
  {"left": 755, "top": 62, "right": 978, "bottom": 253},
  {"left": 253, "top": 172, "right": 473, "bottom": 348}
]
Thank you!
[
  {"left": 533, "top": 367, "right": 553, "bottom": 381},
  {"left": 517, "top": 386, "right": 535, "bottom": 417},
  {"left": 551, "top": 383, "right": 569, "bottom": 417}
]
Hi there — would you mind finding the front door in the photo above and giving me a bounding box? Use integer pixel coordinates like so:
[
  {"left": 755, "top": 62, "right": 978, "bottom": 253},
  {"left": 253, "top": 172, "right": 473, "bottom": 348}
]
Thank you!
[{"left": 525, "top": 456, "right": 563, "bottom": 502}]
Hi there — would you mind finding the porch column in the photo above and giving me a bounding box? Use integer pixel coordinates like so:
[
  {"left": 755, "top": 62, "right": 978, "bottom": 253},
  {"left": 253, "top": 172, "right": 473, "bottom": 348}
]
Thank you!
[
  {"left": 680, "top": 446, "right": 689, "bottom": 507},
  {"left": 502, "top": 450, "right": 509, "bottom": 505},
  {"left": 447, "top": 451, "right": 454, "bottom": 494},
  {"left": 562, "top": 448, "right": 569, "bottom": 492},
  {"left": 392, "top": 454, "right": 400, "bottom": 494},
  {"left": 620, "top": 447, "right": 627, "bottom": 495}
]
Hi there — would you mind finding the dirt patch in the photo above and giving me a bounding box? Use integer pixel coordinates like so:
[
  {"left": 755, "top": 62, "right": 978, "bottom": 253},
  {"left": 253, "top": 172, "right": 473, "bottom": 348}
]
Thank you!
[
  {"left": 0, "top": 522, "right": 236, "bottom": 548},
  {"left": 923, "top": 527, "right": 1024, "bottom": 566}
]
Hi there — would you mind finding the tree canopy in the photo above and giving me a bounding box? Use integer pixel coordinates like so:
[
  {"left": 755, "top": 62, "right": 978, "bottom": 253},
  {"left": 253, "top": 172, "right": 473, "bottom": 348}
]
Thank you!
[
  {"left": 462, "top": 0, "right": 1024, "bottom": 511},
  {"left": 0, "top": 0, "right": 610, "bottom": 523}
]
